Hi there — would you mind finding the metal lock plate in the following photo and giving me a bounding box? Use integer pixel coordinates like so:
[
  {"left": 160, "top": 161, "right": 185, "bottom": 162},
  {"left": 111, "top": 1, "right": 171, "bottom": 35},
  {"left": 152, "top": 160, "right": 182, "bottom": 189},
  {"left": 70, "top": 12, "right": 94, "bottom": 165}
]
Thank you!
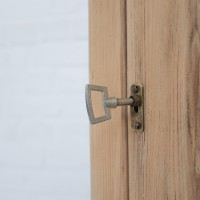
[{"left": 130, "top": 84, "right": 144, "bottom": 132}]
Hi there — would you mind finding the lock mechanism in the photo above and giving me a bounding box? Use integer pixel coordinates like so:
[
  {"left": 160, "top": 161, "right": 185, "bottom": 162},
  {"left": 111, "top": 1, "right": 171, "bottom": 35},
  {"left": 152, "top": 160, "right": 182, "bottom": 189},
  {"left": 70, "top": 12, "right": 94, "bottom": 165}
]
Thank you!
[{"left": 85, "top": 84, "right": 144, "bottom": 132}]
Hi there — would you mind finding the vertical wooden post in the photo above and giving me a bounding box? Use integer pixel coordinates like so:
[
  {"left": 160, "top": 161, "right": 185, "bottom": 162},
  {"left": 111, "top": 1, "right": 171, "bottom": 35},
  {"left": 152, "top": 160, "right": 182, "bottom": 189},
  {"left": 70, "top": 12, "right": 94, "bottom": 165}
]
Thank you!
[
  {"left": 127, "top": 0, "right": 200, "bottom": 199},
  {"left": 89, "top": 0, "right": 128, "bottom": 200}
]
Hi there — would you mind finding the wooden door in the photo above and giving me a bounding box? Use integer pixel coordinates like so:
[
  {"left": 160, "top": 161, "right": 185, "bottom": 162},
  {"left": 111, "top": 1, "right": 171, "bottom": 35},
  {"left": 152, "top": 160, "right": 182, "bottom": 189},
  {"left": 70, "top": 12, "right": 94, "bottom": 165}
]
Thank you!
[{"left": 89, "top": 0, "right": 200, "bottom": 200}]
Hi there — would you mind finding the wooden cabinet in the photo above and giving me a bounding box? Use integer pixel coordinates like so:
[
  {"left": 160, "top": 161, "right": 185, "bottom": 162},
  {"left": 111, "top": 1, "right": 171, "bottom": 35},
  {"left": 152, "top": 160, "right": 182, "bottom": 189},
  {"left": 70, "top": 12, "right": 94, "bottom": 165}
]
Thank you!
[{"left": 89, "top": 0, "right": 200, "bottom": 199}]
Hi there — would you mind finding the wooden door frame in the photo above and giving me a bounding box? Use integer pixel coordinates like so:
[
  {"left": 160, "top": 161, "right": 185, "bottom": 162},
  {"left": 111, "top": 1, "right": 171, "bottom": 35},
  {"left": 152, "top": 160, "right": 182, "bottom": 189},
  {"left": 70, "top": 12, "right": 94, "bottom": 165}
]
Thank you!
[
  {"left": 89, "top": 0, "right": 200, "bottom": 199},
  {"left": 89, "top": 0, "right": 128, "bottom": 200},
  {"left": 127, "top": 0, "right": 199, "bottom": 199}
]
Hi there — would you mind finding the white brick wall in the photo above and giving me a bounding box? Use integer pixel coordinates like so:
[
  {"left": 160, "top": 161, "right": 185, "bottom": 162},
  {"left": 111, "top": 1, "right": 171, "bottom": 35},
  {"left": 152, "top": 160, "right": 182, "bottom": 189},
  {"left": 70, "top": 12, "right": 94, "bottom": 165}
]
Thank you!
[{"left": 0, "top": 1, "right": 89, "bottom": 200}]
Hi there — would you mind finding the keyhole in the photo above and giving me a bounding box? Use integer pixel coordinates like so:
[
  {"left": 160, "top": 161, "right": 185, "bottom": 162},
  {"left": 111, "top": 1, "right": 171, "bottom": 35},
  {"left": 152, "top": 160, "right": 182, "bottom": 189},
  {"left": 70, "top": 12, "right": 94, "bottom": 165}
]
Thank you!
[
  {"left": 130, "top": 95, "right": 139, "bottom": 114},
  {"left": 134, "top": 106, "right": 139, "bottom": 113}
]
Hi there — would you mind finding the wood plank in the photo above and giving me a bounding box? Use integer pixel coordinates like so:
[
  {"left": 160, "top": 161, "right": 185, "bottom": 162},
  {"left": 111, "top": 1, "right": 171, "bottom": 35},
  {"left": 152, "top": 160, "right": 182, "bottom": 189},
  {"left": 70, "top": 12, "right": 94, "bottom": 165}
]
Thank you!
[
  {"left": 127, "top": 0, "right": 200, "bottom": 199},
  {"left": 89, "top": 0, "right": 128, "bottom": 200}
]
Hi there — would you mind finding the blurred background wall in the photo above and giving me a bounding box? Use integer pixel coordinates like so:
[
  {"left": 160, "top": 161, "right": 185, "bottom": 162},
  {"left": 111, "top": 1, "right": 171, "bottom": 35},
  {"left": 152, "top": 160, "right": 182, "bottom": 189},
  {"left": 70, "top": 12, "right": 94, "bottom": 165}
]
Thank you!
[{"left": 0, "top": 0, "right": 89, "bottom": 199}]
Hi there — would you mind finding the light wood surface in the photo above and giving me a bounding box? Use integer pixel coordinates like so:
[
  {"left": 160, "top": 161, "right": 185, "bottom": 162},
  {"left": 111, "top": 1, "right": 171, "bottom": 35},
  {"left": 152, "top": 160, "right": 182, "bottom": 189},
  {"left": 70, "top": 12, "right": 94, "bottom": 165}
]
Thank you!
[
  {"left": 127, "top": 0, "right": 200, "bottom": 199},
  {"left": 89, "top": 0, "right": 128, "bottom": 200}
]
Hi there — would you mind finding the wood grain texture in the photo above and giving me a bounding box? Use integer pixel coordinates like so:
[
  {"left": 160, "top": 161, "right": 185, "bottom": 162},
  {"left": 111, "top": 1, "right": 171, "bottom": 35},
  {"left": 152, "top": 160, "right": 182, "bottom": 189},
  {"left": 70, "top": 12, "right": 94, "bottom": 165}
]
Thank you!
[
  {"left": 89, "top": 0, "right": 128, "bottom": 200},
  {"left": 127, "top": 0, "right": 200, "bottom": 199}
]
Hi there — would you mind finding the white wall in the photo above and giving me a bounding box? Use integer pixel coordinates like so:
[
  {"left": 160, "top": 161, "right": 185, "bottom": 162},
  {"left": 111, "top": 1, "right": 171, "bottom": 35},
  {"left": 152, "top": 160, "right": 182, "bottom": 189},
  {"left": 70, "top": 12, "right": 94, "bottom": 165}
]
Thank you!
[{"left": 0, "top": 1, "right": 89, "bottom": 200}]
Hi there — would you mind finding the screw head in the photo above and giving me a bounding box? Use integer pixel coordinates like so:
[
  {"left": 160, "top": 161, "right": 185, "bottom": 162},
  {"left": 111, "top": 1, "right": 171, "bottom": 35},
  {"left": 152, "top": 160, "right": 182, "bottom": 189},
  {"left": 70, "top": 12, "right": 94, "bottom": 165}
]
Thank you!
[
  {"left": 134, "top": 122, "right": 141, "bottom": 130},
  {"left": 133, "top": 85, "right": 139, "bottom": 93}
]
